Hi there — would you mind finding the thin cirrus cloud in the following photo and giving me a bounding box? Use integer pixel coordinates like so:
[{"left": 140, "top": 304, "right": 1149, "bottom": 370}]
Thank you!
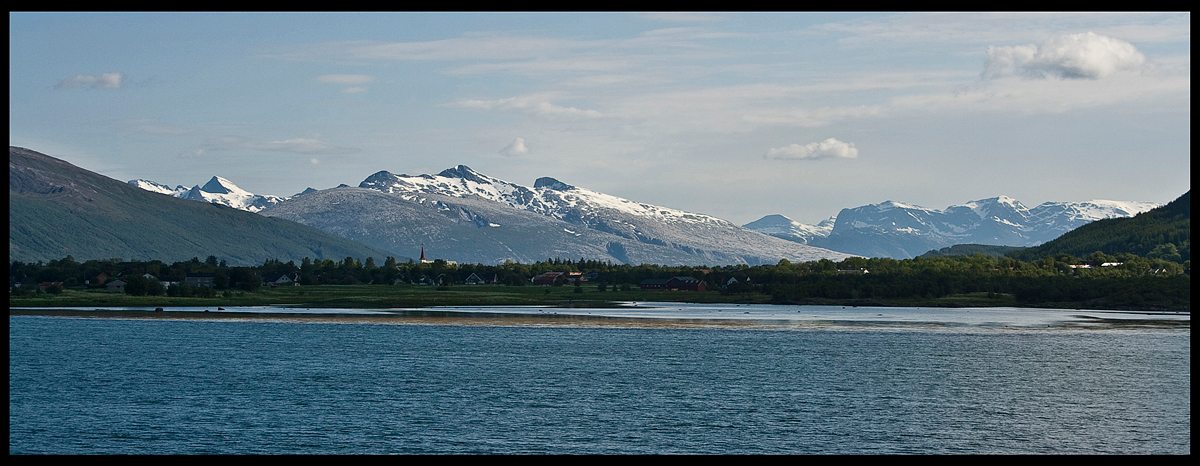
[
  {"left": 200, "top": 136, "right": 358, "bottom": 155},
  {"left": 454, "top": 94, "right": 603, "bottom": 118},
  {"left": 982, "top": 32, "right": 1146, "bottom": 80},
  {"left": 55, "top": 72, "right": 123, "bottom": 89},
  {"left": 765, "top": 138, "right": 859, "bottom": 161},
  {"left": 315, "top": 74, "right": 376, "bottom": 93}
]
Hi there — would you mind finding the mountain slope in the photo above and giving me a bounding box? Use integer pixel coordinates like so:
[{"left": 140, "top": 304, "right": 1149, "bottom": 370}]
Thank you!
[
  {"left": 746, "top": 196, "right": 1160, "bottom": 259},
  {"left": 10, "top": 146, "right": 399, "bottom": 265},
  {"left": 261, "top": 166, "right": 855, "bottom": 266},
  {"left": 1006, "top": 191, "right": 1190, "bottom": 262}
]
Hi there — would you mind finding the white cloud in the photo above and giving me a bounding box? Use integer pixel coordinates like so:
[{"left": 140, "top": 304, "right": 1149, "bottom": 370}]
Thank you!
[
  {"left": 500, "top": 137, "right": 529, "bottom": 156},
  {"left": 55, "top": 72, "right": 123, "bottom": 89},
  {"left": 982, "top": 32, "right": 1146, "bottom": 80},
  {"left": 765, "top": 138, "right": 859, "bottom": 160}
]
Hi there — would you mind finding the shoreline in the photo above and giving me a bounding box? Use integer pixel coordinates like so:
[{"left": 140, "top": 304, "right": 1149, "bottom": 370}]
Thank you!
[{"left": 10, "top": 306, "right": 1190, "bottom": 331}]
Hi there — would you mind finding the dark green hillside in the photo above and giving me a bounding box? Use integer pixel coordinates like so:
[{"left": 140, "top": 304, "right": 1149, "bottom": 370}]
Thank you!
[
  {"left": 1007, "top": 191, "right": 1190, "bottom": 263},
  {"left": 9, "top": 146, "right": 400, "bottom": 266},
  {"left": 920, "top": 244, "right": 1029, "bottom": 258}
]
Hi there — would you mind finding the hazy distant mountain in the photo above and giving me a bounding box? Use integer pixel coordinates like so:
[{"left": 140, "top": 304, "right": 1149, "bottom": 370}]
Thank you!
[
  {"left": 742, "top": 214, "right": 836, "bottom": 245},
  {"left": 260, "top": 165, "right": 855, "bottom": 266},
  {"left": 744, "top": 196, "right": 1159, "bottom": 259},
  {"left": 11, "top": 146, "right": 398, "bottom": 265},
  {"left": 128, "top": 175, "right": 285, "bottom": 213}
]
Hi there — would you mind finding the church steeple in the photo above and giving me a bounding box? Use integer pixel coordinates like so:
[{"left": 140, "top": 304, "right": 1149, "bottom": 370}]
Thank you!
[{"left": 420, "top": 246, "right": 426, "bottom": 262}]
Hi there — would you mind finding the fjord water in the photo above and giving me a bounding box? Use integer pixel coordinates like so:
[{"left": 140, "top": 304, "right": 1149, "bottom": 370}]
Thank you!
[{"left": 9, "top": 315, "right": 1190, "bottom": 454}]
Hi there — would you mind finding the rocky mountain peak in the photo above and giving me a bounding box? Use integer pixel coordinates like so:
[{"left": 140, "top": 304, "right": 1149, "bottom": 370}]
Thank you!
[{"left": 533, "top": 177, "right": 574, "bottom": 191}]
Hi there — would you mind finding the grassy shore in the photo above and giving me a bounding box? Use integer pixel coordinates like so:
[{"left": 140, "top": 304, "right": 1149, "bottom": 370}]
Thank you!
[{"left": 9, "top": 284, "right": 1035, "bottom": 310}]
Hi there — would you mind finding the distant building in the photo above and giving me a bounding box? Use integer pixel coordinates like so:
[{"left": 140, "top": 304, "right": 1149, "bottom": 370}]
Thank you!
[
  {"left": 464, "top": 273, "right": 486, "bottom": 285},
  {"left": 640, "top": 277, "right": 706, "bottom": 292},
  {"left": 264, "top": 273, "right": 300, "bottom": 286},
  {"left": 105, "top": 279, "right": 126, "bottom": 292},
  {"left": 185, "top": 273, "right": 216, "bottom": 288},
  {"left": 418, "top": 247, "right": 457, "bottom": 266},
  {"left": 639, "top": 278, "right": 671, "bottom": 290},
  {"left": 532, "top": 272, "right": 565, "bottom": 286}
]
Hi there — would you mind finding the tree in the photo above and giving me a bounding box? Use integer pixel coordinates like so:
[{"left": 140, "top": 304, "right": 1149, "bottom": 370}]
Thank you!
[
  {"left": 1148, "top": 243, "right": 1182, "bottom": 262},
  {"left": 124, "top": 275, "right": 149, "bottom": 296}
]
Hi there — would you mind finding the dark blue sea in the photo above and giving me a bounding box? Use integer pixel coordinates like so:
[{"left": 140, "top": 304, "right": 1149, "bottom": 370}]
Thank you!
[{"left": 9, "top": 309, "right": 1191, "bottom": 454}]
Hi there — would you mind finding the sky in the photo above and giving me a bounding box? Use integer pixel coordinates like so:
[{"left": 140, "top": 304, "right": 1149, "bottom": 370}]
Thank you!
[{"left": 9, "top": 12, "right": 1191, "bottom": 226}]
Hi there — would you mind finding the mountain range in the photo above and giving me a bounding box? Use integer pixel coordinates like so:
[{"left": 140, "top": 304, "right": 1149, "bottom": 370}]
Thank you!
[
  {"left": 258, "top": 166, "right": 855, "bottom": 266},
  {"left": 126, "top": 164, "right": 1162, "bottom": 263},
  {"left": 10, "top": 146, "right": 397, "bottom": 266},
  {"left": 744, "top": 196, "right": 1160, "bottom": 259}
]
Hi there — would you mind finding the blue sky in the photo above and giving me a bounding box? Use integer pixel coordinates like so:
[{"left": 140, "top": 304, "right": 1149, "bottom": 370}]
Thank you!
[{"left": 9, "top": 12, "right": 1191, "bottom": 225}]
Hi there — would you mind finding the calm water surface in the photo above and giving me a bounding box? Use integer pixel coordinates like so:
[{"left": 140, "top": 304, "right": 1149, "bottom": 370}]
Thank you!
[{"left": 9, "top": 310, "right": 1190, "bottom": 454}]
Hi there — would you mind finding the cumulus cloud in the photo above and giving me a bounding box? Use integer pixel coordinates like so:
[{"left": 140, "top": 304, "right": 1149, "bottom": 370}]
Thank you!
[
  {"left": 765, "top": 138, "right": 858, "bottom": 160},
  {"left": 55, "top": 72, "right": 123, "bottom": 89},
  {"left": 500, "top": 137, "right": 529, "bottom": 156},
  {"left": 982, "top": 32, "right": 1145, "bottom": 80}
]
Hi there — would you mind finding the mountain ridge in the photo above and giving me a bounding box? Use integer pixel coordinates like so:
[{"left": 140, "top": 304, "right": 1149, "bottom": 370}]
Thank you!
[
  {"left": 10, "top": 146, "right": 399, "bottom": 265},
  {"left": 746, "top": 196, "right": 1160, "bottom": 259},
  {"left": 260, "top": 166, "right": 855, "bottom": 266}
]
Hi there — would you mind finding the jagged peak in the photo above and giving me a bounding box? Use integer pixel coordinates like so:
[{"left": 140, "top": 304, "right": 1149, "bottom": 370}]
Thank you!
[
  {"left": 437, "top": 165, "right": 488, "bottom": 183},
  {"left": 199, "top": 175, "right": 246, "bottom": 195},
  {"left": 534, "top": 177, "right": 574, "bottom": 191}
]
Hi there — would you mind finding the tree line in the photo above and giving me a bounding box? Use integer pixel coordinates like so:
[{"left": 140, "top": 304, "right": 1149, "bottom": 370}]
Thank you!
[{"left": 9, "top": 250, "right": 1190, "bottom": 310}]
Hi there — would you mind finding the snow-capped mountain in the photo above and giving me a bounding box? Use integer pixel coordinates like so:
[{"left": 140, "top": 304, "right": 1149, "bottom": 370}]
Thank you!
[
  {"left": 745, "top": 196, "right": 1160, "bottom": 259},
  {"left": 128, "top": 176, "right": 285, "bottom": 213},
  {"left": 260, "top": 165, "right": 855, "bottom": 266},
  {"left": 127, "top": 179, "right": 189, "bottom": 197},
  {"left": 741, "top": 214, "right": 836, "bottom": 245},
  {"left": 359, "top": 165, "right": 736, "bottom": 239}
]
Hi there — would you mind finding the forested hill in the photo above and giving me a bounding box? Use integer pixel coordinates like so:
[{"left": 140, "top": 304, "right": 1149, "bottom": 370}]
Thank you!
[{"left": 1007, "top": 191, "right": 1190, "bottom": 263}]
